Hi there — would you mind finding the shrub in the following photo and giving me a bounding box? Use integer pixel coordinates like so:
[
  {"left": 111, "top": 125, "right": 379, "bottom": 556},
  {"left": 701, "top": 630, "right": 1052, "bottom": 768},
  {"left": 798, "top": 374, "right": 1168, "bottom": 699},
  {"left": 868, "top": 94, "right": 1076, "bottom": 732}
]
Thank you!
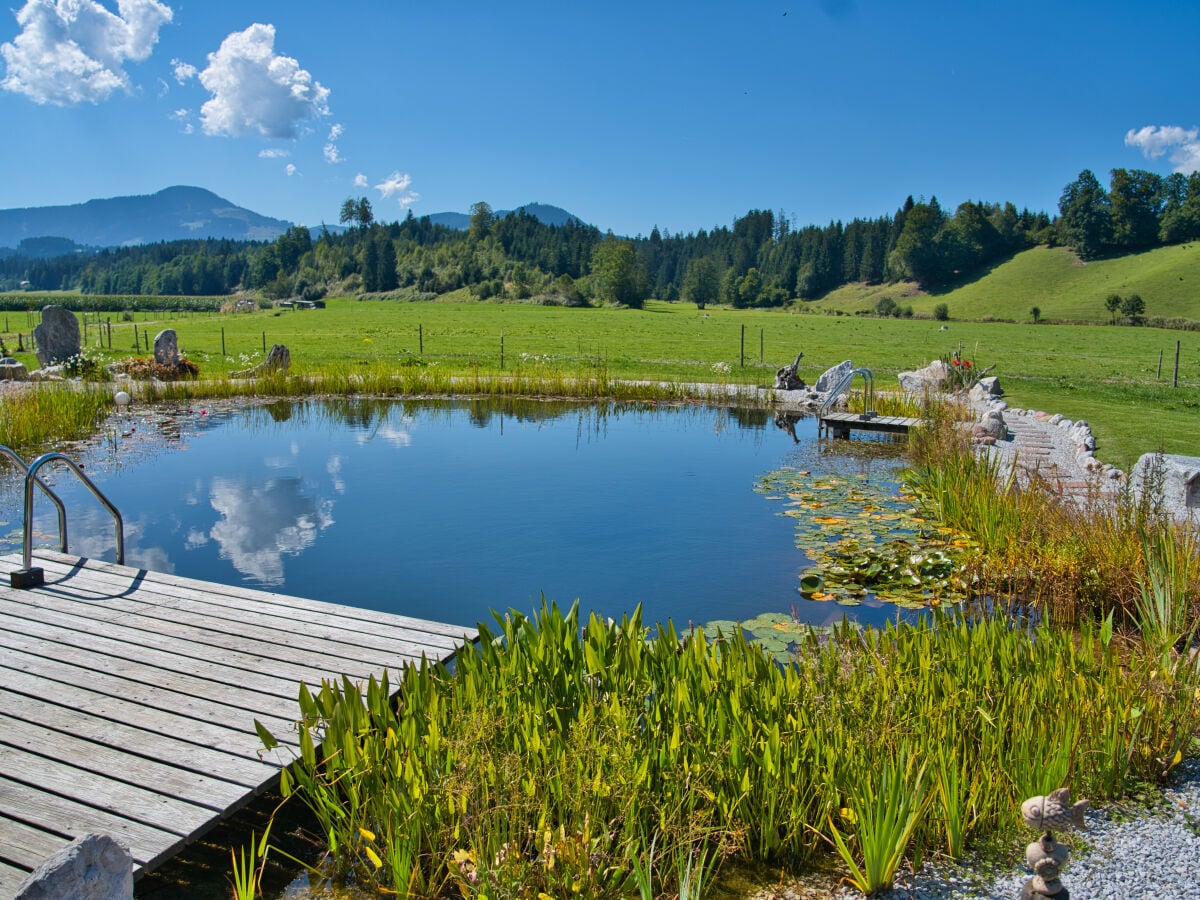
[{"left": 933, "top": 303, "right": 950, "bottom": 321}]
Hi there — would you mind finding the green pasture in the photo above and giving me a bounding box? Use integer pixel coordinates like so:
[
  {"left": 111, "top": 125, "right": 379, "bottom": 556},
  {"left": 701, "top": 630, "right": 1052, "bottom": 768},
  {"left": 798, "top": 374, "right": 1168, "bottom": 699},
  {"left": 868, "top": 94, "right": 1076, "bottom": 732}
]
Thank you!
[
  {"left": 2, "top": 297, "right": 1197, "bottom": 468},
  {"left": 816, "top": 243, "right": 1200, "bottom": 323}
]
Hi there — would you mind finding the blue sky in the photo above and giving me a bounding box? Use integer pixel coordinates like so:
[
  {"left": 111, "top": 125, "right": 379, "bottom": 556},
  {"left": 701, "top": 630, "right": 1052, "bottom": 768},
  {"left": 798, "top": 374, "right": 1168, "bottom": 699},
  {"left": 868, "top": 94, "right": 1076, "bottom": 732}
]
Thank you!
[{"left": 1, "top": 0, "right": 1197, "bottom": 237}]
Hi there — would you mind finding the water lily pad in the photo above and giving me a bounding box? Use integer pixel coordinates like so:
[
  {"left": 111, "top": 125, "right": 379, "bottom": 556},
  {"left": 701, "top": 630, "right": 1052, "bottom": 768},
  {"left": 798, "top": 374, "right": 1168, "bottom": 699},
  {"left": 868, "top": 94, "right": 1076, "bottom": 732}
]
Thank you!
[{"left": 799, "top": 573, "right": 824, "bottom": 594}]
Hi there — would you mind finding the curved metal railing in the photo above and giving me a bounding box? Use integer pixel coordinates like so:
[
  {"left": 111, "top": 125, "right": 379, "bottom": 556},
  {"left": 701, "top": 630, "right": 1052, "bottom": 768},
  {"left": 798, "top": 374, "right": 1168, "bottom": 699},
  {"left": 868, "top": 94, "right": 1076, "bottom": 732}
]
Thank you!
[
  {"left": 818, "top": 367, "right": 877, "bottom": 432},
  {"left": 1, "top": 445, "right": 68, "bottom": 553},
  {"left": 20, "top": 451, "right": 124, "bottom": 570}
]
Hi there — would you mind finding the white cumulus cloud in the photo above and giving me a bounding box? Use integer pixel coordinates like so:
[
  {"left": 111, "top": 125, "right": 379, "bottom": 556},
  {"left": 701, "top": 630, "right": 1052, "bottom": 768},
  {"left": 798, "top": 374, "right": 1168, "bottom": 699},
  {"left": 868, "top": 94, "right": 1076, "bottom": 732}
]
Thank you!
[
  {"left": 1, "top": 0, "right": 173, "bottom": 105},
  {"left": 258, "top": 147, "right": 288, "bottom": 158},
  {"left": 353, "top": 172, "right": 368, "bottom": 188},
  {"left": 198, "top": 23, "right": 329, "bottom": 139},
  {"left": 327, "top": 122, "right": 343, "bottom": 141},
  {"left": 323, "top": 143, "right": 342, "bottom": 164},
  {"left": 171, "top": 56, "right": 195, "bottom": 83},
  {"left": 1125, "top": 125, "right": 1200, "bottom": 174},
  {"left": 169, "top": 105, "right": 192, "bottom": 133},
  {"left": 374, "top": 170, "right": 420, "bottom": 207},
  {"left": 285, "top": 162, "right": 297, "bottom": 176}
]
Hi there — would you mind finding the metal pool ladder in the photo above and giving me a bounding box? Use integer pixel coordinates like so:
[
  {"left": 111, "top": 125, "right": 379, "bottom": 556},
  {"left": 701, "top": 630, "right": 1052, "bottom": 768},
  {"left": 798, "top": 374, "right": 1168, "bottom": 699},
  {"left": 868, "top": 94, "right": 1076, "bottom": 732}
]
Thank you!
[
  {"left": 2, "top": 445, "right": 125, "bottom": 588},
  {"left": 818, "top": 367, "right": 877, "bottom": 437}
]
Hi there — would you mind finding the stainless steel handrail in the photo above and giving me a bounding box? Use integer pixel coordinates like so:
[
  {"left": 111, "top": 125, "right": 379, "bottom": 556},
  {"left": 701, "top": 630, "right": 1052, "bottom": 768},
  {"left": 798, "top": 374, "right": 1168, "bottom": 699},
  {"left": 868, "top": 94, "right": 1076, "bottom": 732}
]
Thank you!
[
  {"left": 818, "top": 367, "right": 877, "bottom": 436},
  {"left": 22, "top": 451, "right": 124, "bottom": 568},
  {"left": 1, "top": 445, "right": 68, "bottom": 553}
]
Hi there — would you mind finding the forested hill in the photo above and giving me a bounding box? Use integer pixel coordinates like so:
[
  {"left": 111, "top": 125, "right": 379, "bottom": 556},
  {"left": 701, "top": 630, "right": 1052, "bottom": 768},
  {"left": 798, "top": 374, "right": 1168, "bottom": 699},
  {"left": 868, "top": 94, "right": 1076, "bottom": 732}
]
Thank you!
[{"left": 2, "top": 167, "right": 1198, "bottom": 314}]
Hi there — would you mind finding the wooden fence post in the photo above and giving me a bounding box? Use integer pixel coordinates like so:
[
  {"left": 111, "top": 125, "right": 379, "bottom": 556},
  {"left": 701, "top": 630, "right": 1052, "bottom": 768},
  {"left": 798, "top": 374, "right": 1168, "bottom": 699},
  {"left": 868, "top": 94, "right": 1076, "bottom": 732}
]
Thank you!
[
  {"left": 1174, "top": 340, "right": 1181, "bottom": 389},
  {"left": 740, "top": 324, "right": 745, "bottom": 368}
]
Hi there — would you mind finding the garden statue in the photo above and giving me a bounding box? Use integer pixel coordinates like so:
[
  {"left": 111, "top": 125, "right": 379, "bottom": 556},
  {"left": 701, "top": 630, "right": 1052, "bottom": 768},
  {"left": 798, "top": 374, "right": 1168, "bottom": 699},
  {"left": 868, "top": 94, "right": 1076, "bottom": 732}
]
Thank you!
[
  {"left": 1019, "top": 787, "right": 1088, "bottom": 899},
  {"left": 774, "top": 351, "right": 805, "bottom": 390}
]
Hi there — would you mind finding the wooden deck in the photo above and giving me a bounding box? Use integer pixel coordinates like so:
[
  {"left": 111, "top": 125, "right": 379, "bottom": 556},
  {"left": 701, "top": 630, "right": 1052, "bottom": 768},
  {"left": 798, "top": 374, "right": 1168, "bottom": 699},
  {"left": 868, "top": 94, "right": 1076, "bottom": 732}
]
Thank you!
[
  {"left": 820, "top": 411, "right": 920, "bottom": 438},
  {"left": 0, "top": 550, "right": 476, "bottom": 898}
]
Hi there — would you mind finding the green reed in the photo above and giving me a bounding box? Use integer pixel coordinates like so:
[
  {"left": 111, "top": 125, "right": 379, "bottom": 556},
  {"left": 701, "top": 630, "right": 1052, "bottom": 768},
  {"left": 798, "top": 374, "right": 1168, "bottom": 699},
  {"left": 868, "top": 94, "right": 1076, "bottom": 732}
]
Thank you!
[
  {"left": 247, "top": 601, "right": 1200, "bottom": 898},
  {"left": 0, "top": 384, "right": 112, "bottom": 453},
  {"left": 904, "top": 400, "right": 1200, "bottom": 628}
]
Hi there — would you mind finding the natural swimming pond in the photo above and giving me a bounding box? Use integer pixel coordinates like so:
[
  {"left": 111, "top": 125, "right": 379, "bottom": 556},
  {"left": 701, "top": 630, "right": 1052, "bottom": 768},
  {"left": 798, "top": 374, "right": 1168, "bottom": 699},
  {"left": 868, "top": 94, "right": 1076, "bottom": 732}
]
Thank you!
[{"left": 0, "top": 397, "right": 915, "bottom": 632}]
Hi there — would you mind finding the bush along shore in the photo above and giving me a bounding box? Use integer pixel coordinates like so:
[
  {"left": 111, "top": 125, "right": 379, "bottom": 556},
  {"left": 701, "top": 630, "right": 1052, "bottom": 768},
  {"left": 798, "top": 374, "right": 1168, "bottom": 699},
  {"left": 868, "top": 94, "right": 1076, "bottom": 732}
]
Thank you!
[{"left": 231, "top": 407, "right": 1199, "bottom": 900}]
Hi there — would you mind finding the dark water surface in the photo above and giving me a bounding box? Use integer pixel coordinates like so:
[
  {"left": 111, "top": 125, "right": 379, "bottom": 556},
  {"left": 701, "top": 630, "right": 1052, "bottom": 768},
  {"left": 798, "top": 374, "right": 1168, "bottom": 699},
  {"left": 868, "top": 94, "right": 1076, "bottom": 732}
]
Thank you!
[{"left": 1, "top": 397, "right": 907, "bottom": 631}]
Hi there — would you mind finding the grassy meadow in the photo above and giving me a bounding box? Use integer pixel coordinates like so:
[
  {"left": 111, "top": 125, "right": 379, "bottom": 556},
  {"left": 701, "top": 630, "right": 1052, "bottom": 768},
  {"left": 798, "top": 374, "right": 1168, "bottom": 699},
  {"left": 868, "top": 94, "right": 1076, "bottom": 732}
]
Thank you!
[
  {"left": 816, "top": 243, "right": 1200, "bottom": 323},
  {"left": 3, "top": 295, "right": 1196, "bottom": 468}
]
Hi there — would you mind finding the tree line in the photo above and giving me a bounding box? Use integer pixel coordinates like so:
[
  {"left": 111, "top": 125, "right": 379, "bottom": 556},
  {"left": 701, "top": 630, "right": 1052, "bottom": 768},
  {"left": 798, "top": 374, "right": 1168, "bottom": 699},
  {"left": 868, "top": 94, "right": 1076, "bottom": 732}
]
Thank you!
[{"left": 2, "top": 167, "right": 1197, "bottom": 307}]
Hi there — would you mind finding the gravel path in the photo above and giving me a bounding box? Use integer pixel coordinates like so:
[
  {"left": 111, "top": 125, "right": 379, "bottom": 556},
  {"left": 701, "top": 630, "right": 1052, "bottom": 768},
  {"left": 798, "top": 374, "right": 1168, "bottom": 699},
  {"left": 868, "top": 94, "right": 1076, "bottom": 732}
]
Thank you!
[{"left": 861, "top": 758, "right": 1200, "bottom": 899}]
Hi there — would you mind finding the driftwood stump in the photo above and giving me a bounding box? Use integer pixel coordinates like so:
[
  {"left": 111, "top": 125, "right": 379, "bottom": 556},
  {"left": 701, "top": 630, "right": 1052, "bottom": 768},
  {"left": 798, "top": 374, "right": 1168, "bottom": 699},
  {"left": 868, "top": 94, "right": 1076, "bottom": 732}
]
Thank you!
[{"left": 774, "top": 351, "right": 805, "bottom": 390}]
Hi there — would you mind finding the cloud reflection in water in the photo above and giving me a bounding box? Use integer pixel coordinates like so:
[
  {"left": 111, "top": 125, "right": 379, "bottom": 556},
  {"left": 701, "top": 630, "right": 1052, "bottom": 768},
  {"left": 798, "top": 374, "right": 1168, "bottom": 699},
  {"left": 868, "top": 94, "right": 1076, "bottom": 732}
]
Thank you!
[{"left": 208, "top": 475, "right": 333, "bottom": 585}]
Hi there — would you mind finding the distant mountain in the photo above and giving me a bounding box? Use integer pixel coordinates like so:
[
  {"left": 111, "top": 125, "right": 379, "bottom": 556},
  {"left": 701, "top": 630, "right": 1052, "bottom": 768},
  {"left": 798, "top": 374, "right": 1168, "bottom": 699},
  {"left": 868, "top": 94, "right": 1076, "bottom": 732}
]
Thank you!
[
  {"left": 0, "top": 186, "right": 293, "bottom": 249},
  {"left": 427, "top": 202, "right": 581, "bottom": 231}
]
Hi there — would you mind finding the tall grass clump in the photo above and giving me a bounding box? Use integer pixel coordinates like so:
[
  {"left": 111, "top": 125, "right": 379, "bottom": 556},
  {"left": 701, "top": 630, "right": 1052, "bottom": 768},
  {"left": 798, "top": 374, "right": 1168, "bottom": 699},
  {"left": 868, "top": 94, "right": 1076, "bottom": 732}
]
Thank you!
[
  {"left": 904, "top": 399, "right": 1200, "bottom": 629},
  {"left": 0, "top": 384, "right": 112, "bottom": 453},
  {"left": 245, "top": 602, "right": 1200, "bottom": 897}
]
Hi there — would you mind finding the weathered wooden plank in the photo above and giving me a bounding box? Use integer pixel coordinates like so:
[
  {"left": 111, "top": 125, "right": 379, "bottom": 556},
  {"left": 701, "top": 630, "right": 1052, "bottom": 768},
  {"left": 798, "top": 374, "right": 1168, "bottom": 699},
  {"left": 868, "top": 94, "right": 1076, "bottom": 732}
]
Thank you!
[
  {"left": 31, "top": 568, "right": 462, "bottom": 666},
  {"left": 0, "top": 745, "right": 214, "bottom": 839},
  {"left": 0, "top": 715, "right": 248, "bottom": 813},
  {"left": 0, "top": 688, "right": 278, "bottom": 787},
  {"left": 0, "top": 643, "right": 300, "bottom": 750},
  {"left": 0, "top": 600, "right": 326, "bottom": 708},
  {"left": 0, "top": 859, "right": 32, "bottom": 899},
  {"left": 0, "top": 814, "right": 68, "bottom": 873},
  {"left": 12, "top": 550, "right": 474, "bottom": 643},
  {"left": 20, "top": 551, "right": 472, "bottom": 654},
  {"left": 0, "top": 775, "right": 181, "bottom": 869},
  {"left": 0, "top": 550, "right": 470, "bottom": 884},
  {"left": 4, "top": 586, "right": 405, "bottom": 682}
]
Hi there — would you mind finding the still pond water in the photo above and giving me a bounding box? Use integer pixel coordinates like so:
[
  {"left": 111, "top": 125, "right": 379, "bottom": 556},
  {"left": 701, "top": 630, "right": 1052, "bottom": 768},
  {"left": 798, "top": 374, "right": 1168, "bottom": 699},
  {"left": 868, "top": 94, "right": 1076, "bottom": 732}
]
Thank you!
[{"left": 1, "top": 397, "right": 909, "bottom": 631}]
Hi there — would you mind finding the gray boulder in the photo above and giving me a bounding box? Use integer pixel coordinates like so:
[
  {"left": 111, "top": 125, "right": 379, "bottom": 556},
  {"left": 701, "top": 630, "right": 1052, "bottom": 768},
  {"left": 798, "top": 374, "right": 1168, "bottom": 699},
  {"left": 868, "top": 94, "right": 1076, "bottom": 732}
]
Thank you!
[
  {"left": 15, "top": 833, "right": 133, "bottom": 900},
  {"left": 972, "top": 408, "right": 1008, "bottom": 443},
  {"left": 814, "top": 360, "right": 853, "bottom": 393},
  {"left": 0, "top": 357, "right": 28, "bottom": 380},
  {"left": 1133, "top": 453, "right": 1200, "bottom": 517},
  {"left": 898, "top": 359, "right": 950, "bottom": 394},
  {"left": 153, "top": 329, "right": 180, "bottom": 366},
  {"left": 969, "top": 376, "right": 1003, "bottom": 402},
  {"left": 32, "top": 305, "right": 81, "bottom": 367}
]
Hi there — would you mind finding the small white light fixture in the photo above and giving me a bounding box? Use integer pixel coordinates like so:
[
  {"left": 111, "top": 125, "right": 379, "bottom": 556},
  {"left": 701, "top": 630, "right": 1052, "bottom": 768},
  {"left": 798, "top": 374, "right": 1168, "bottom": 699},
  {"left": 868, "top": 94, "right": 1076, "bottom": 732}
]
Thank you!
[{"left": 114, "top": 390, "right": 131, "bottom": 408}]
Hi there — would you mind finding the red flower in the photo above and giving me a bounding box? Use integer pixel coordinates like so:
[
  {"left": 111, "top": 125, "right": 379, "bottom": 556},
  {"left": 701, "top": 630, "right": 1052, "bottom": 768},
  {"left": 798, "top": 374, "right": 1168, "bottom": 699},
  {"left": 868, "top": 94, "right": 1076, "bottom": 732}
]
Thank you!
[
  {"left": 951, "top": 358, "right": 960, "bottom": 366},
  {"left": 963, "top": 360, "right": 972, "bottom": 368}
]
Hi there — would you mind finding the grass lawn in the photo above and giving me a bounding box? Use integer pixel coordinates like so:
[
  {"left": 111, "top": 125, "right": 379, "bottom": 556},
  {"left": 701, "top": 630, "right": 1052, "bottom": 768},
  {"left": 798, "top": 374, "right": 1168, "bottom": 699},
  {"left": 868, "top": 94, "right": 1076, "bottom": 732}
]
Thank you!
[{"left": 3, "top": 298, "right": 1196, "bottom": 469}]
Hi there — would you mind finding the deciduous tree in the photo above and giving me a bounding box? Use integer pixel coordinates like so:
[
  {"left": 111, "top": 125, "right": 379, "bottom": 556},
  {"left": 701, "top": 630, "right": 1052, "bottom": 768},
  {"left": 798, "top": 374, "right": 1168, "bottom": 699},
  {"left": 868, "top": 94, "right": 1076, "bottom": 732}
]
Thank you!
[{"left": 589, "top": 236, "right": 646, "bottom": 308}]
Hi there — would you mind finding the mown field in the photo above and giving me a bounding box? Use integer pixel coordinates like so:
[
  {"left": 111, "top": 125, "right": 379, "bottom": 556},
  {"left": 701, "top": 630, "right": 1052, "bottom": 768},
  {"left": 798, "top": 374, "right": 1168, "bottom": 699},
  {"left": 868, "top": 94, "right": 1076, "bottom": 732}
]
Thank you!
[{"left": 2, "top": 297, "right": 1196, "bottom": 469}]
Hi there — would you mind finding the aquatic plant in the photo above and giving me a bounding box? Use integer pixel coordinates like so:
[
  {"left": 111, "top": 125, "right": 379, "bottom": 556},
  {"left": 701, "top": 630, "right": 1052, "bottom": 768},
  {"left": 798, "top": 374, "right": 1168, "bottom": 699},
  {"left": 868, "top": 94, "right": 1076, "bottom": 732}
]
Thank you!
[{"left": 250, "top": 602, "right": 1200, "bottom": 897}]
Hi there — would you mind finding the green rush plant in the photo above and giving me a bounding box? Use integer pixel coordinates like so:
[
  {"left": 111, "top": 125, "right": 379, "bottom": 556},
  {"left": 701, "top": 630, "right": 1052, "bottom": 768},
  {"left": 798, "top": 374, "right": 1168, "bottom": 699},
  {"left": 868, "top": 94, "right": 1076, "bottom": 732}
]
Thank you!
[
  {"left": 825, "top": 751, "right": 930, "bottom": 895},
  {"left": 0, "top": 383, "right": 112, "bottom": 452}
]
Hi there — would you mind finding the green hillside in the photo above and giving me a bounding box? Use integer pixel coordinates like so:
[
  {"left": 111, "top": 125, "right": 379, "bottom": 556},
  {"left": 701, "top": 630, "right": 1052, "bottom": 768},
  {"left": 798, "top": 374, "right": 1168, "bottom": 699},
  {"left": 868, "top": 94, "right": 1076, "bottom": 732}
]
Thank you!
[{"left": 812, "top": 244, "right": 1200, "bottom": 323}]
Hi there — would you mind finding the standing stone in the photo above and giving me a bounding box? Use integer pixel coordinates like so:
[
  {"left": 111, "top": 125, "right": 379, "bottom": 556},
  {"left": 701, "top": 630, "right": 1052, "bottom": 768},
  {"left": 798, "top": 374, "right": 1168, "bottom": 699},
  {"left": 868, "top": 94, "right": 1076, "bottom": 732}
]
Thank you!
[
  {"left": 14, "top": 833, "right": 133, "bottom": 900},
  {"left": 815, "top": 360, "right": 854, "bottom": 393},
  {"left": 154, "top": 329, "right": 180, "bottom": 366},
  {"left": 32, "top": 305, "right": 81, "bottom": 367}
]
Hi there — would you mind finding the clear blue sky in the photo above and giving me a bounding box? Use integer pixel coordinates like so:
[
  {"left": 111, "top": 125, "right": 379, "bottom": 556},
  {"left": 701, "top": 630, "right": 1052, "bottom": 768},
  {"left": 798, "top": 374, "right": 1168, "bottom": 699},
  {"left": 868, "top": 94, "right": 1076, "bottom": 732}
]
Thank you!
[{"left": 2, "top": 0, "right": 1197, "bottom": 237}]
